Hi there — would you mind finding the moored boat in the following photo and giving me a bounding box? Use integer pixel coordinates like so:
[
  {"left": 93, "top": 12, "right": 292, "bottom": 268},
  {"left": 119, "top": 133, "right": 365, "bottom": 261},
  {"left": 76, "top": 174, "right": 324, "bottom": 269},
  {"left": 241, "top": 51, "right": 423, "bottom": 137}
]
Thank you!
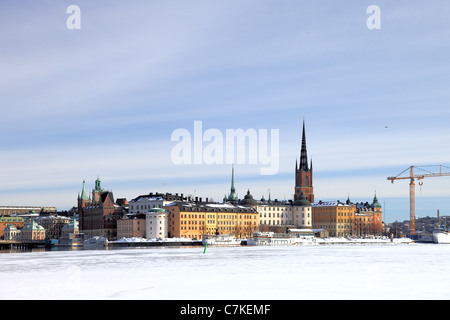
[
  {"left": 432, "top": 228, "right": 450, "bottom": 244},
  {"left": 202, "top": 234, "right": 241, "bottom": 246},
  {"left": 247, "top": 229, "right": 316, "bottom": 246},
  {"left": 83, "top": 236, "right": 108, "bottom": 249}
]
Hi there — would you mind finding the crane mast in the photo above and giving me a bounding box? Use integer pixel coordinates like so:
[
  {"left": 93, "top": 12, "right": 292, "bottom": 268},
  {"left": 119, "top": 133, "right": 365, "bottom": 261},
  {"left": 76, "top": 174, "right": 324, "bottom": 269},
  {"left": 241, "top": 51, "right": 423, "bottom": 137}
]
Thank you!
[
  {"left": 387, "top": 165, "right": 450, "bottom": 235},
  {"left": 409, "top": 167, "right": 415, "bottom": 234}
]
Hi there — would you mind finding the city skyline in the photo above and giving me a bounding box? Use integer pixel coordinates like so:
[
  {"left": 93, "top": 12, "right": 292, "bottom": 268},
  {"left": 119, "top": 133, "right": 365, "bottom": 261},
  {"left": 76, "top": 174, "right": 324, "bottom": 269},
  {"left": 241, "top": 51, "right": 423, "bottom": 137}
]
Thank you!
[{"left": 1, "top": 1, "right": 450, "bottom": 222}]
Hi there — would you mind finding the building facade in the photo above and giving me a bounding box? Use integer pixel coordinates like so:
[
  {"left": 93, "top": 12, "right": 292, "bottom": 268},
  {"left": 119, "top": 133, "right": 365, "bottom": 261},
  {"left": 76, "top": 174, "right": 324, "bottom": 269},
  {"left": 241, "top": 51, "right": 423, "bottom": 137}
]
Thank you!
[
  {"left": 292, "top": 192, "right": 313, "bottom": 228},
  {"left": 21, "top": 220, "right": 46, "bottom": 241},
  {"left": 129, "top": 192, "right": 185, "bottom": 214},
  {"left": 238, "top": 189, "right": 312, "bottom": 232},
  {"left": 35, "top": 215, "right": 71, "bottom": 240},
  {"left": 78, "top": 178, "right": 127, "bottom": 240},
  {"left": 257, "top": 200, "right": 293, "bottom": 231},
  {"left": 4, "top": 224, "right": 21, "bottom": 241},
  {"left": 146, "top": 208, "right": 169, "bottom": 239},
  {"left": 116, "top": 214, "right": 146, "bottom": 239},
  {"left": 0, "top": 216, "right": 24, "bottom": 239},
  {"left": 312, "top": 195, "right": 383, "bottom": 237},
  {"left": 312, "top": 200, "right": 355, "bottom": 237},
  {"left": 0, "top": 206, "right": 57, "bottom": 217},
  {"left": 165, "top": 200, "right": 258, "bottom": 240},
  {"left": 354, "top": 195, "right": 383, "bottom": 236}
]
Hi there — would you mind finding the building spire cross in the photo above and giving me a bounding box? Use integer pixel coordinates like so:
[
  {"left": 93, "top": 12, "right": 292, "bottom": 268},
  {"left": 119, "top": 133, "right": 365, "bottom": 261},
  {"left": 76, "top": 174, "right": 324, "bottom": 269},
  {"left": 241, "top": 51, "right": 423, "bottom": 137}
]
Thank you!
[{"left": 300, "top": 119, "right": 309, "bottom": 171}]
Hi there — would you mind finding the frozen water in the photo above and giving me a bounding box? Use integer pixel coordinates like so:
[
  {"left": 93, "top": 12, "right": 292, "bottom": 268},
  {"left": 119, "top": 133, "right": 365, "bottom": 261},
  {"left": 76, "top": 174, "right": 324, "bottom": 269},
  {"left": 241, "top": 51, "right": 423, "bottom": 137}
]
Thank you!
[{"left": 1, "top": 244, "right": 449, "bottom": 300}]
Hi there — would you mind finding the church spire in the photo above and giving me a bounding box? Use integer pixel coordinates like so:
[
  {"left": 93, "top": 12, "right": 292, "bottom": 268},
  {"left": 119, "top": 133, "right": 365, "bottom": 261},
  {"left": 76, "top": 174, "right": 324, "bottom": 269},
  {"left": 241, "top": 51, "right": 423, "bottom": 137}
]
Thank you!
[
  {"left": 295, "top": 118, "right": 314, "bottom": 203},
  {"left": 80, "top": 180, "right": 89, "bottom": 201},
  {"left": 299, "top": 119, "right": 309, "bottom": 171},
  {"left": 227, "top": 164, "right": 238, "bottom": 201}
]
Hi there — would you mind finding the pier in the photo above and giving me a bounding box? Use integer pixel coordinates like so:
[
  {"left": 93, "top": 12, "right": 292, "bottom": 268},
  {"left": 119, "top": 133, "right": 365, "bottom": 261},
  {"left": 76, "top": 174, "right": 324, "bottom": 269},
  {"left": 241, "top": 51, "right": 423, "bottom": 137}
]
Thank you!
[
  {"left": 0, "top": 240, "right": 46, "bottom": 250},
  {"left": 108, "top": 240, "right": 202, "bottom": 248}
]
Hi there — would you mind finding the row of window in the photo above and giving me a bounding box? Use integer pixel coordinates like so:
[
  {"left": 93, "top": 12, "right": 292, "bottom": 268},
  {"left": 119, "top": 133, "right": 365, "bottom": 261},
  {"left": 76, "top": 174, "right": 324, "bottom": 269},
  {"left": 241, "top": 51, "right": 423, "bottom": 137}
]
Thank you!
[
  {"left": 181, "top": 214, "right": 205, "bottom": 219},
  {"left": 260, "top": 220, "right": 309, "bottom": 225},
  {"left": 260, "top": 212, "right": 311, "bottom": 218},
  {"left": 181, "top": 220, "right": 204, "bottom": 225},
  {"left": 130, "top": 204, "right": 161, "bottom": 211}
]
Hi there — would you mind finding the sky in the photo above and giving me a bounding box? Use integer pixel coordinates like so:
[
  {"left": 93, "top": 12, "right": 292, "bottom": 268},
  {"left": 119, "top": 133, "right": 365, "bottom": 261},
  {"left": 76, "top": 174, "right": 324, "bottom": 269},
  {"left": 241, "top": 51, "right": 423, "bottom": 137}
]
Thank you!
[{"left": 0, "top": 0, "right": 450, "bottom": 222}]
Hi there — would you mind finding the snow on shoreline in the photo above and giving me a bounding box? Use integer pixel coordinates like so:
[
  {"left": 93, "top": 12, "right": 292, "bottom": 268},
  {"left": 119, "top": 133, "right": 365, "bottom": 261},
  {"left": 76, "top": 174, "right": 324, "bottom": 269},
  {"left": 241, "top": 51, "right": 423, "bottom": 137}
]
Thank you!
[
  {"left": 112, "top": 237, "right": 193, "bottom": 243},
  {"left": 110, "top": 236, "right": 412, "bottom": 245}
]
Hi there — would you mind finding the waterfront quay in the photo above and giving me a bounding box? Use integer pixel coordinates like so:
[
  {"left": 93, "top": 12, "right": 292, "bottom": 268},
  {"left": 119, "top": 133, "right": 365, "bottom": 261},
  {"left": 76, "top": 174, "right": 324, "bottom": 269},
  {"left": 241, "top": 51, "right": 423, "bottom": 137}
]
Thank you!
[{"left": 0, "top": 240, "right": 46, "bottom": 250}]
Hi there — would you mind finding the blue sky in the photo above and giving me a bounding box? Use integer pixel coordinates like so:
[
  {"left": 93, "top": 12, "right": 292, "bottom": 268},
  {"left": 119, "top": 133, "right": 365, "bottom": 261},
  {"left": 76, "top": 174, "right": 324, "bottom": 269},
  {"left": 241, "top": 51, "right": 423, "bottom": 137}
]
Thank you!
[{"left": 1, "top": 0, "right": 450, "bottom": 222}]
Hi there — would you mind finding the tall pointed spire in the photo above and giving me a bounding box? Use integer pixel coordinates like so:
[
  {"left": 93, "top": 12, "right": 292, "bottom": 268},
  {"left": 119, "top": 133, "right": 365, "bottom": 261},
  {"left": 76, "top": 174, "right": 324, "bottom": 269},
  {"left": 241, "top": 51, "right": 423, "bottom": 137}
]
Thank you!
[
  {"left": 300, "top": 119, "right": 309, "bottom": 171},
  {"left": 295, "top": 118, "right": 314, "bottom": 203},
  {"left": 227, "top": 164, "right": 238, "bottom": 201},
  {"left": 80, "top": 180, "right": 89, "bottom": 201},
  {"left": 231, "top": 164, "right": 235, "bottom": 192}
]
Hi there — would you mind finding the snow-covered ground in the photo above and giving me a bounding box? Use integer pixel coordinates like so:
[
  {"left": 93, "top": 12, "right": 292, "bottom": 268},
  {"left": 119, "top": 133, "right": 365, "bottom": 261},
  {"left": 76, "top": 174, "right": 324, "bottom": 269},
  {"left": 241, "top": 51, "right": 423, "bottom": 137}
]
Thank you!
[
  {"left": 1, "top": 243, "right": 449, "bottom": 300},
  {"left": 113, "top": 237, "right": 192, "bottom": 243}
]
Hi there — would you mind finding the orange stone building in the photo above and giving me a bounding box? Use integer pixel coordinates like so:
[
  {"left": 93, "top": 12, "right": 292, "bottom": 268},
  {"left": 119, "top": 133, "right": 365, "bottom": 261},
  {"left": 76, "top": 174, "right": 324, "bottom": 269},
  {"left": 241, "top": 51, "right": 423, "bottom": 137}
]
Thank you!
[
  {"left": 312, "top": 195, "right": 383, "bottom": 237},
  {"left": 164, "top": 200, "right": 258, "bottom": 240},
  {"left": 312, "top": 200, "right": 355, "bottom": 237},
  {"left": 354, "top": 194, "right": 383, "bottom": 236}
]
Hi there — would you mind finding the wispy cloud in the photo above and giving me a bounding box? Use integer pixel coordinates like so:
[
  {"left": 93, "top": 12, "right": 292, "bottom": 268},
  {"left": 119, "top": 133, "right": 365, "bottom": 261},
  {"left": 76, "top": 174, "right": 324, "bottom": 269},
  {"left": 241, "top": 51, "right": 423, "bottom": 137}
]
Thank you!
[{"left": 0, "top": 0, "right": 449, "bottom": 222}]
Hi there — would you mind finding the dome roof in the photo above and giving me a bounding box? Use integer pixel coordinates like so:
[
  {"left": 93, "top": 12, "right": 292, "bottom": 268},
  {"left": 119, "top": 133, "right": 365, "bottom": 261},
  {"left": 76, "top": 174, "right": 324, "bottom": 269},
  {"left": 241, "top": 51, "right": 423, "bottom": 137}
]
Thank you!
[
  {"left": 293, "top": 192, "right": 311, "bottom": 207},
  {"left": 22, "top": 220, "right": 44, "bottom": 231},
  {"left": 371, "top": 194, "right": 382, "bottom": 209},
  {"left": 240, "top": 190, "right": 258, "bottom": 207}
]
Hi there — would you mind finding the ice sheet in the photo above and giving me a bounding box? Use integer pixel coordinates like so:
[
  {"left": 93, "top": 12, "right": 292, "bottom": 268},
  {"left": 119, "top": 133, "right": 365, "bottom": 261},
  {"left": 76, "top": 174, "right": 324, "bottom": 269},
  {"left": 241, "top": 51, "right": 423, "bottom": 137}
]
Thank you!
[{"left": 1, "top": 244, "right": 449, "bottom": 300}]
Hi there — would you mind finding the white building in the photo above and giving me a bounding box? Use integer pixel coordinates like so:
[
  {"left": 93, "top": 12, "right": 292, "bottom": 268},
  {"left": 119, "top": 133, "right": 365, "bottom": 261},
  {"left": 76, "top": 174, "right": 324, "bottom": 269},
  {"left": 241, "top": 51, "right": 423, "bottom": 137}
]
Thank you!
[
  {"left": 292, "top": 192, "right": 312, "bottom": 228},
  {"left": 129, "top": 193, "right": 185, "bottom": 214},
  {"left": 146, "top": 208, "right": 169, "bottom": 239},
  {"left": 4, "top": 224, "right": 21, "bottom": 241},
  {"left": 240, "top": 190, "right": 312, "bottom": 229},
  {"left": 257, "top": 202, "right": 293, "bottom": 226}
]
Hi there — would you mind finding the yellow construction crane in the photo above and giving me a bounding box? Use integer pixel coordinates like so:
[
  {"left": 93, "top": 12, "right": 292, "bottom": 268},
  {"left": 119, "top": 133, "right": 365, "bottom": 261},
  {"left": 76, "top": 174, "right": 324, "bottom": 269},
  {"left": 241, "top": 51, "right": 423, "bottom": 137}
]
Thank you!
[{"left": 387, "top": 165, "right": 450, "bottom": 235}]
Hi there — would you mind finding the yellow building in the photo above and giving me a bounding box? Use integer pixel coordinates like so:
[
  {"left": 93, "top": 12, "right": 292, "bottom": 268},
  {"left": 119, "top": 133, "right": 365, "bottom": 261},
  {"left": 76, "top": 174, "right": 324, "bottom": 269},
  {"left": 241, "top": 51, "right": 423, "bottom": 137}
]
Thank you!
[
  {"left": 312, "top": 200, "right": 355, "bottom": 237},
  {"left": 165, "top": 201, "right": 258, "bottom": 240},
  {"left": 312, "top": 196, "right": 383, "bottom": 237}
]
